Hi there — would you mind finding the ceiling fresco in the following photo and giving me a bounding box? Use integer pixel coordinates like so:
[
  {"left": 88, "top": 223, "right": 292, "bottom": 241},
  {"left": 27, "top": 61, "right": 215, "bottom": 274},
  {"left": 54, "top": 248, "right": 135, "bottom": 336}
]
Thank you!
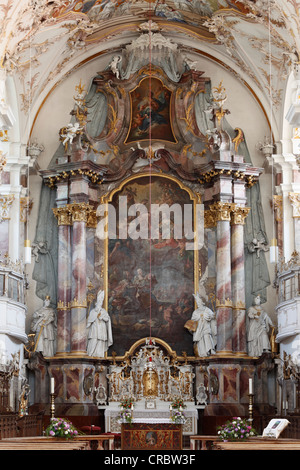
[
  {"left": 0, "top": 0, "right": 299, "bottom": 141},
  {"left": 51, "top": 0, "right": 251, "bottom": 23}
]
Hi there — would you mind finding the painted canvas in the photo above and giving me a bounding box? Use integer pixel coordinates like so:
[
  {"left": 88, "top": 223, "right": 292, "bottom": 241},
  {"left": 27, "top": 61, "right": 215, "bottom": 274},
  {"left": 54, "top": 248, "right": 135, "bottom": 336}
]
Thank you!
[
  {"left": 125, "top": 77, "right": 176, "bottom": 144},
  {"left": 107, "top": 176, "right": 195, "bottom": 355}
]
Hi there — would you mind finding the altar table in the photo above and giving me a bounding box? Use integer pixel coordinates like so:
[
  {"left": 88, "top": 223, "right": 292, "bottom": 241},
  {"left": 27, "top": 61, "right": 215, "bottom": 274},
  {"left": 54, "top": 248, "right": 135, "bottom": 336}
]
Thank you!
[
  {"left": 105, "top": 406, "right": 197, "bottom": 436},
  {"left": 121, "top": 421, "right": 183, "bottom": 450}
]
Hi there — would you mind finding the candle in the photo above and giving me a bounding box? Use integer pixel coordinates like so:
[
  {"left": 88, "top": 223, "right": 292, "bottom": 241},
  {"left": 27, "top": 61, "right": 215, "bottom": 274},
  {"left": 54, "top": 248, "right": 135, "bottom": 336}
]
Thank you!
[
  {"left": 169, "top": 405, "right": 172, "bottom": 411},
  {"left": 50, "top": 377, "right": 54, "bottom": 394},
  {"left": 249, "top": 378, "right": 253, "bottom": 395}
]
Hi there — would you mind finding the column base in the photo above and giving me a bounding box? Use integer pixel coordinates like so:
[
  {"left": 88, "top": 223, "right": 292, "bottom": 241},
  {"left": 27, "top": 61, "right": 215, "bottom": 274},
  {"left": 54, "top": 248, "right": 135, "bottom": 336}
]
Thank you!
[
  {"left": 52, "top": 353, "right": 88, "bottom": 359},
  {"left": 69, "top": 350, "right": 88, "bottom": 357},
  {"left": 214, "top": 350, "right": 235, "bottom": 357}
]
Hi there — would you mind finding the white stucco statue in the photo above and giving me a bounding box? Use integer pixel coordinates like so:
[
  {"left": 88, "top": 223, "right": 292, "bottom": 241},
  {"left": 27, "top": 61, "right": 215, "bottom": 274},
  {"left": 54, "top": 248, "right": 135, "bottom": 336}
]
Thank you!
[
  {"left": 60, "top": 122, "right": 82, "bottom": 150},
  {"left": 185, "top": 292, "right": 217, "bottom": 357},
  {"left": 86, "top": 290, "right": 113, "bottom": 357},
  {"left": 31, "top": 296, "right": 56, "bottom": 357},
  {"left": 247, "top": 295, "right": 274, "bottom": 357},
  {"left": 109, "top": 55, "right": 122, "bottom": 79}
]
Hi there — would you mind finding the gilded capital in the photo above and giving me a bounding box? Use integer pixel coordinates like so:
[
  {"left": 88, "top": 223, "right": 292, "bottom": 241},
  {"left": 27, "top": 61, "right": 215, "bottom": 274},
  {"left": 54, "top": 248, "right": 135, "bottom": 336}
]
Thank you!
[
  {"left": 68, "top": 202, "right": 93, "bottom": 223},
  {"left": 232, "top": 300, "right": 246, "bottom": 310},
  {"left": 216, "top": 298, "right": 233, "bottom": 308},
  {"left": 231, "top": 206, "right": 250, "bottom": 225},
  {"left": 57, "top": 300, "right": 71, "bottom": 310},
  {"left": 53, "top": 206, "right": 72, "bottom": 226},
  {"left": 289, "top": 192, "right": 300, "bottom": 218},
  {"left": 210, "top": 201, "right": 236, "bottom": 222},
  {"left": 70, "top": 297, "right": 88, "bottom": 308}
]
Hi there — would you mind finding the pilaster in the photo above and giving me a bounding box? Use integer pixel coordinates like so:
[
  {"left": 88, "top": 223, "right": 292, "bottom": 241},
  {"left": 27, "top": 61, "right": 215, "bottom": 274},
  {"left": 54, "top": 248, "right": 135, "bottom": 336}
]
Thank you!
[{"left": 231, "top": 206, "right": 250, "bottom": 354}]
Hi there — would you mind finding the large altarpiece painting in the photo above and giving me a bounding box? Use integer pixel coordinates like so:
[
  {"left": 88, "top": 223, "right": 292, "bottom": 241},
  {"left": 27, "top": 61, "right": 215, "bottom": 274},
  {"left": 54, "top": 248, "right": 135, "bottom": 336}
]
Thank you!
[{"left": 105, "top": 175, "right": 199, "bottom": 356}]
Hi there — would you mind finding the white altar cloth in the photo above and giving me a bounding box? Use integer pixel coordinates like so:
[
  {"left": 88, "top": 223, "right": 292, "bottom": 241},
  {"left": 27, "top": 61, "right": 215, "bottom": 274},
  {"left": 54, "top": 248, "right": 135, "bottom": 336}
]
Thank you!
[
  {"left": 131, "top": 418, "right": 171, "bottom": 424},
  {"left": 104, "top": 402, "right": 198, "bottom": 435}
]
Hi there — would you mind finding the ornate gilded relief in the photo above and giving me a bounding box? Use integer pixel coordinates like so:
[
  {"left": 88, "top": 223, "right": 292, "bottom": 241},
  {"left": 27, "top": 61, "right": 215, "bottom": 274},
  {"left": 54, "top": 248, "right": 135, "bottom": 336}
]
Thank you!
[{"left": 106, "top": 338, "right": 195, "bottom": 402}]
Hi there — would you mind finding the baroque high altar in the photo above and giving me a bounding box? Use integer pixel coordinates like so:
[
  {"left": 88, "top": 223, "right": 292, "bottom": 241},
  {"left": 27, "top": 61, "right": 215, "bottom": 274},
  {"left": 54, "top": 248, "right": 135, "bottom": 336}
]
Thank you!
[{"left": 26, "top": 24, "right": 276, "bottom": 431}]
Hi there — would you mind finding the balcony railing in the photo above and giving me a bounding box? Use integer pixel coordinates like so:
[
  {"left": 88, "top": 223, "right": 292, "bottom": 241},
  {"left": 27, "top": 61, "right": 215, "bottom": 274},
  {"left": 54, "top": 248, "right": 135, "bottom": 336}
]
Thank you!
[
  {"left": 276, "top": 252, "right": 300, "bottom": 304},
  {"left": 0, "top": 256, "right": 25, "bottom": 304}
]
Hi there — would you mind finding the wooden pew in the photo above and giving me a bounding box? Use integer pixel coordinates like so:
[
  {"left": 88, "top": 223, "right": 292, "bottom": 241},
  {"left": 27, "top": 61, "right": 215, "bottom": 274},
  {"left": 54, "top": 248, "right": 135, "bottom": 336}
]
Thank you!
[
  {"left": 73, "top": 434, "right": 115, "bottom": 450},
  {"left": 0, "top": 434, "right": 115, "bottom": 450},
  {"left": 0, "top": 444, "right": 88, "bottom": 450},
  {"left": 189, "top": 435, "right": 216, "bottom": 450},
  {"left": 0, "top": 439, "right": 89, "bottom": 450},
  {"left": 213, "top": 438, "right": 300, "bottom": 450}
]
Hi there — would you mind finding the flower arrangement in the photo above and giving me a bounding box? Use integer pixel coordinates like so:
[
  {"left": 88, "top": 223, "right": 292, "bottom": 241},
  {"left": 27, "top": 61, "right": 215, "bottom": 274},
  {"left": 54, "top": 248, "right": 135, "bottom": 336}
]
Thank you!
[
  {"left": 120, "top": 397, "right": 134, "bottom": 409},
  {"left": 170, "top": 397, "right": 186, "bottom": 410},
  {"left": 170, "top": 409, "right": 186, "bottom": 424},
  {"left": 169, "top": 397, "right": 186, "bottom": 424},
  {"left": 118, "top": 408, "right": 133, "bottom": 424},
  {"left": 118, "top": 397, "right": 134, "bottom": 424},
  {"left": 217, "top": 417, "right": 258, "bottom": 441},
  {"left": 45, "top": 417, "right": 79, "bottom": 439}
]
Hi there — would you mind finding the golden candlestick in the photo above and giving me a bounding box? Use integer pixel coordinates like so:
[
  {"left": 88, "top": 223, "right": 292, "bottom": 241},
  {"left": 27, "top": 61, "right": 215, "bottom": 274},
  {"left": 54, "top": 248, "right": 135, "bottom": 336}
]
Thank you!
[
  {"left": 248, "top": 393, "right": 254, "bottom": 424},
  {"left": 50, "top": 393, "right": 55, "bottom": 419}
]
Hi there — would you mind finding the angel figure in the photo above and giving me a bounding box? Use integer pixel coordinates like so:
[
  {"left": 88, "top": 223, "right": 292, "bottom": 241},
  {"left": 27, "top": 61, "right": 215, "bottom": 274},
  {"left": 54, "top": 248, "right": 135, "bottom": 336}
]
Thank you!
[
  {"left": 59, "top": 122, "right": 82, "bottom": 151},
  {"left": 247, "top": 234, "right": 269, "bottom": 258},
  {"left": 86, "top": 290, "right": 113, "bottom": 357},
  {"left": 108, "top": 55, "right": 122, "bottom": 79}
]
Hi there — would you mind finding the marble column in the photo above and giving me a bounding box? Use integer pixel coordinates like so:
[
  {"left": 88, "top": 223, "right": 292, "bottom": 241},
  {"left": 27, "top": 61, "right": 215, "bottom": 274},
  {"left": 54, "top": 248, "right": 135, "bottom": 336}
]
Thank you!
[
  {"left": 53, "top": 206, "right": 72, "bottom": 355},
  {"left": 273, "top": 195, "right": 283, "bottom": 259},
  {"left": 69, "top": 202, "right": 91, "bottom": 355},
  {"left": 211, "top": 202, "right": 235, "bottom": 353},
  {"left": 231, "top": 206, "right": 250, "bottom": 355}
]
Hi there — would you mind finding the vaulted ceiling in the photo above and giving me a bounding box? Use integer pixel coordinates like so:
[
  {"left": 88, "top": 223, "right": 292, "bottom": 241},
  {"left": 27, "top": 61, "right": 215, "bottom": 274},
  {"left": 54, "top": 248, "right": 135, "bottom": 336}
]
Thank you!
[{"left": 0, "top": 0, "right": 298, "bottom": 143}]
